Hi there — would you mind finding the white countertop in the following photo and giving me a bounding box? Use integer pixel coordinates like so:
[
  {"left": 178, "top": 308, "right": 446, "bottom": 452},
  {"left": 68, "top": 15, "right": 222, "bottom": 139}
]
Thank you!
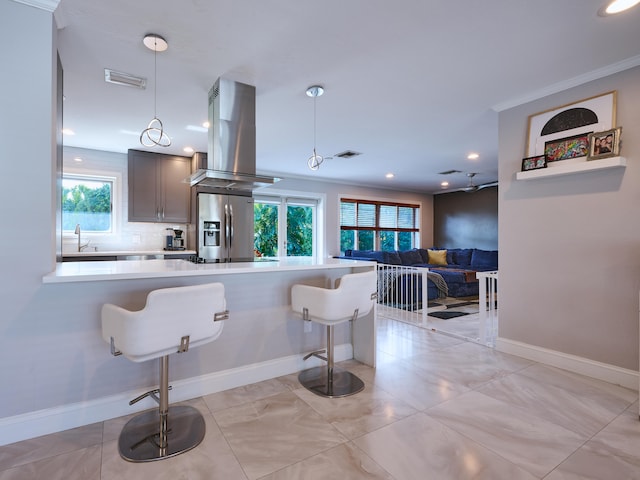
[
  {"left": 62, "top": 249, "right": 196, "bottom": 257},
  {"left": 43, "top": 257, "right": 375, "bottom": 283}
]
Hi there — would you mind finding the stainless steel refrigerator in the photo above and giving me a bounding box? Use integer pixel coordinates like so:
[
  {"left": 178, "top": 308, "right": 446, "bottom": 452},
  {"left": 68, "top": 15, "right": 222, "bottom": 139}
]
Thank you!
[{"left": 194, "top": 191, "right": 254, "bottom": 262}]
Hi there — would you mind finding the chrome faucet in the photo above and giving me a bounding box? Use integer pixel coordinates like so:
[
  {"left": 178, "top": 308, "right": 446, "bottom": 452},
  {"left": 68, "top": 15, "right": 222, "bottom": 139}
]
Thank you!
[{"left": 74, "top": 224, "right": 90, "bottom": 252}]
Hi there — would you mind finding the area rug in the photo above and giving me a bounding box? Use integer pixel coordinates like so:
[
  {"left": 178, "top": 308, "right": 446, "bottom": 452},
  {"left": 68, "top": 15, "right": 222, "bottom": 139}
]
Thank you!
[
  {"left": 427, "top": 300, "right": 478, "bottom": 320},
  {"left": 428, "top": 310, "right": 469, "bottom": 320}
]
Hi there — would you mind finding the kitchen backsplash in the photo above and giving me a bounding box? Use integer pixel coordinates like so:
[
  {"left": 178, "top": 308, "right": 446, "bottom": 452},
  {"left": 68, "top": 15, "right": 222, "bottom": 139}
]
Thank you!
[{"left": 62, "top": 222, "right": 189, "bottom": 253}]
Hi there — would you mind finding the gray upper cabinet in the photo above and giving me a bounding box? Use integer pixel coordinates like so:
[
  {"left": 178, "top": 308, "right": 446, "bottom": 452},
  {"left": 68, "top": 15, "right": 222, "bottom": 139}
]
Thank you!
[{"left": 128, "top": 149, "right": 191, "bottom": 223}]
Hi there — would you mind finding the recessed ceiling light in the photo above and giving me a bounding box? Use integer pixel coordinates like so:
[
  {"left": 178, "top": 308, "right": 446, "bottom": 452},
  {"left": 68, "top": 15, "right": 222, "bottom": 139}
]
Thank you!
[
  {"left": 441, "top": 181, "right": 449, "bottom": 187},
  {"left": 62, "top": 128, "right": 75, "bottom": 135},
  {"left": 385, "top": 173, "right": 394, "bottom": 179},
  {"left": 202, "top": 121, "right": 210, "bottom": 128},
  {"left": 73, "top": 157, "right": 83, "bottom": 162},
  {"left": 467, "top": 152, "right": 479, "bottom": 160},
  {"left": 183, "top": 146, "right": 194, "bottom": 154},
  {"left": 599, "top": 0, "right": 640, "bottom": 15}
]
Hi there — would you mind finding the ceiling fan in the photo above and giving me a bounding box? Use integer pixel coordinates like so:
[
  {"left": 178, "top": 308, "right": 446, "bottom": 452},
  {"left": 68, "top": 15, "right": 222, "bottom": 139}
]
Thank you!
[{"left": 458, "top": 172, "right": 498, "bottom": 193}]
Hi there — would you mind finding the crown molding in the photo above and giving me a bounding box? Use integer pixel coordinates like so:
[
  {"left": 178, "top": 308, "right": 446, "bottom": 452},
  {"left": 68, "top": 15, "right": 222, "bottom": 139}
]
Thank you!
[
  {"left": 11, "top": 0, "right": 60, "bottom": 12},
  {"left": 492, "top": 54, "right": 640, "bottom": 112}
]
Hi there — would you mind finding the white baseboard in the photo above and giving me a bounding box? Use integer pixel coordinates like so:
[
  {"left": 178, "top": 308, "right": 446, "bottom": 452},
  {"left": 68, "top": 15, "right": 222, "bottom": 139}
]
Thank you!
[
  {"left": 0, "top": 344, "right": 353, "bottom": 447},
  {"left": 495, "top": 337, "right": 638, "bottom": 391}
]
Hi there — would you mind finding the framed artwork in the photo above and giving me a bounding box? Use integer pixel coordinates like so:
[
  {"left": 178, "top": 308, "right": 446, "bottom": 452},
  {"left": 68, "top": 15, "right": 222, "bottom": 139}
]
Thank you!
[
  {"left": 544, "top": 133, "right": 590, "bottom": 163},
  {"left": 587, "top": 127, "right": 622, "bottom": 161},
  {"left": 521, "top": 155, "right": 547, "bottom": 171},
  {"left": 525, "top": 91, "right": 617, "bottom": 164}
]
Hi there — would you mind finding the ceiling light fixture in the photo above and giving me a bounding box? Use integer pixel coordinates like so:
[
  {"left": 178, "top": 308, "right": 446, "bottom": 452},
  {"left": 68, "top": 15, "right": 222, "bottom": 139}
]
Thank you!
[
  {"left": 140, "top": 34, "right": 171, "bottom": 148},
  {"left": 306, "top": 85, "right": 324, "bottom": 171},
  {"left": 599, "top": 0, "right": 640, "bottom": 15},
  {"left": 385, "top": 173, "right": 395, "bottom": 179},
  {"left": 467, "top": 152, "right": 479, "bottom": 160}
]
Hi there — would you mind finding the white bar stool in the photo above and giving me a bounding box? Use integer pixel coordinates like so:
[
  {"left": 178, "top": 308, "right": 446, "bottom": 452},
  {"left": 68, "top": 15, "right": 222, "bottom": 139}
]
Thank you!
[
  {"left": 101, "top": 283, "right": 228, "bottom": 462},
  {"left": 291, "top": 270, "right": 377, "bottom": 398}
]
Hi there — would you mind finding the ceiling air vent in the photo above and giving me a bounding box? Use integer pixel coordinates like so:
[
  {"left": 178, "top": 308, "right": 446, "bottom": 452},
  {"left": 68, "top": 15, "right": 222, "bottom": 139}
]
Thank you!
[
  {"left": 104, "top": 69, "right": 146, "bottom": 89},
  {"left": 334, "top": 150, "right": 362, "bottom": 159},
  {"left": 438, "top": 169, "right": 462, "bottom": 175}
]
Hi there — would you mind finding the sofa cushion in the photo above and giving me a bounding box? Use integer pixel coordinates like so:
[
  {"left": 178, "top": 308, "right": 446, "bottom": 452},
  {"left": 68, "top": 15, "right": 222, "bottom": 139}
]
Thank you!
[
  {"left": 449, "top": 248, "right": 473, "bottom": 266},
  {"left": 427, "top": 249, "right": 448, "bottom": 265},
  {"left": 398, "top": 249, "right": 423, "bottom": 265},
  {"left": 417, "top": 248, "right": 430, "bottom": 263},
  {"left": 383, "top": 251, "right": 402, "bottom": 265},
  {"left": 471, "top": 249, "right": 498, "bottom": 269}
]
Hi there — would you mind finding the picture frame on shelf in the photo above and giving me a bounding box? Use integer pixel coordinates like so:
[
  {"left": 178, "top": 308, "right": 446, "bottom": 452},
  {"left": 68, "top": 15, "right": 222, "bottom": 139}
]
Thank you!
[
  {"left": 525, "top": 91, "right": 617, "bottom": 161},
  {"left": 544, "top": 132, "right": 591, "bottom": 163},
  {"left": 587, "top": 127, "right": 622, "bottom": 161},
  {"left": 521, "top": 155, "right": 547, "bottom": 172}
]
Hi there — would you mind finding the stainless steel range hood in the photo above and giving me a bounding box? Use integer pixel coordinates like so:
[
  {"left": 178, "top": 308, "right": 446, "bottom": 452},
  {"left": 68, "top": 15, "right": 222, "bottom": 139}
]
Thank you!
[{"left": 188, "top": 77, "right": 279, "bottom": 190}]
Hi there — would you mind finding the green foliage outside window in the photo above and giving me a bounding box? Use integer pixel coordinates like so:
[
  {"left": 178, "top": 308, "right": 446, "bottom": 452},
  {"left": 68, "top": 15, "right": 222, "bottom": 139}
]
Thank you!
[
  {"left": 62, "top": 178, "right": 112, "bottom": 232},
  {"left": 254, "top": 203, "right": 278, "bottom": 257},
  {"left": 286, "top": 206, "right": 313, "bottom": 256}
]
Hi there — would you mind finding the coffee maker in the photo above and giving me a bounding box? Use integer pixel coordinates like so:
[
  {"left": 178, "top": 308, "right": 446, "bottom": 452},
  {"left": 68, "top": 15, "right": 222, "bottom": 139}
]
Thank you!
[
  {"left": 172, "top": 229, "right": 185, "bottom": 249},
  {"left": 165, "top": 228, "right": 186, "bottom": 250}
]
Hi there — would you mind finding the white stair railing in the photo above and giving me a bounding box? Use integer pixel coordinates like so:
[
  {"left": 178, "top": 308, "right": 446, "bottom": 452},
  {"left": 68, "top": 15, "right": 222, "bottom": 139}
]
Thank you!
[
  {"left": 376, "top": 264, "right": 429, "bottom": 326},
  {"left": 476, "top": 271, "right": 498, "bottom": 346}
]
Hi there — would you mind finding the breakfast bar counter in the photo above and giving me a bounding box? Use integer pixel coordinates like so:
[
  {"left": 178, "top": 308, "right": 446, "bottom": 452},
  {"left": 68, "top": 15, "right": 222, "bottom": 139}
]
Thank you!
[
  {"left": 43, "top": 256, "right": 373, "bottom": 283},
  {"left": 21, "top": 257, "right": 377, "bottom": 444}
]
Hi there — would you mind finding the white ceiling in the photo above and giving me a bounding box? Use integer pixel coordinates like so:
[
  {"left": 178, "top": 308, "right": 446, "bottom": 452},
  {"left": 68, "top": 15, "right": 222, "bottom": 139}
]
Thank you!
[{"left": 54, "top": 0, "right": 640, "bottom": 193}]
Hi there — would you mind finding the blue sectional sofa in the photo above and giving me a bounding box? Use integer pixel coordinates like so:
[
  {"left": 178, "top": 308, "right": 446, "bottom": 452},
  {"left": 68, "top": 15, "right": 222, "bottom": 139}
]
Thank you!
[{"left": 337, "top": 247, "right": 498, "bottom": 298}]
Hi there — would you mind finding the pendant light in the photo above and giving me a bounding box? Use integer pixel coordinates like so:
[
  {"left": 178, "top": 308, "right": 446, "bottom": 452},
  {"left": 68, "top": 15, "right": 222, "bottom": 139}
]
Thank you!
[
  {"left": 306, "top": 85, "right": 324, "bottom": 170},
  {"left": 140, "top": 34, "right": 171, "bottom": 148}
]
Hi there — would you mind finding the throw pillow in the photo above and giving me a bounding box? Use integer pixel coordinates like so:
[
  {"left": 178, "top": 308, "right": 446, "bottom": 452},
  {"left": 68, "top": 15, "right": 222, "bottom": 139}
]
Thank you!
[{"left": 427, "top": 249, "right": 448, "bottom": 265}]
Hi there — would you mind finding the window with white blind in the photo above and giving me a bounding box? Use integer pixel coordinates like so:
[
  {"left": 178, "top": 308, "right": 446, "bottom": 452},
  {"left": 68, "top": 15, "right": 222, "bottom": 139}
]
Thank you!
[{"left": 340, "top": 198, "right": 419, "bottom": 253}]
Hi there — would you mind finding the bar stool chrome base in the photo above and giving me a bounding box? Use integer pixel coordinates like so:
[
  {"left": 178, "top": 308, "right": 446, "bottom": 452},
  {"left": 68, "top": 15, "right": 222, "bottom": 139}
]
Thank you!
[
  {"left": 298, "top": 366, "right": 365, "bottom": 398},
  {"left": 118, "top": 405, "right": 205, "bottom": 462}
]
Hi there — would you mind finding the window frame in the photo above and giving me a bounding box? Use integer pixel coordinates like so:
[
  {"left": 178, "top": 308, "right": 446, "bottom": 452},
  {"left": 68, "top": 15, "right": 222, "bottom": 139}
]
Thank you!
[
  {"left": 254, "top": 191, "right": 324, "bottom": 259},
  {"left": 339, "top": 197, "right": 420, "bottom": 252},
  {"left": 62, "top": 172, "right": 118, "bottom": 236}
]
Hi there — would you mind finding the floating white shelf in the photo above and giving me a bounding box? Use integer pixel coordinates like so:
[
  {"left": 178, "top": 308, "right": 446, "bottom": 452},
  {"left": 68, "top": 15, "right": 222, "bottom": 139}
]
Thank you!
[{"left": 516, "top": 156, "right": 626, "bottom": 180}]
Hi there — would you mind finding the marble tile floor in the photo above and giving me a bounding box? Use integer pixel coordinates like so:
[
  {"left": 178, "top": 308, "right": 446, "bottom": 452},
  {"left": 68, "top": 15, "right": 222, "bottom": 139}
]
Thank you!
[
  {"left": 1, "top": 317, "right": 639, "bottom": 479},
  {"left": 379, "top": 296, "right": 487, "bottom": 345}
]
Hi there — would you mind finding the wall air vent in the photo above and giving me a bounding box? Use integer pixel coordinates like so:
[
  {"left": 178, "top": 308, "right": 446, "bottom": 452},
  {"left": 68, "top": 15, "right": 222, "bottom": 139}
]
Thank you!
[
  {"left": 104, "top": 69, "right": 146, "bottom": 89},
  {"left": 438, "top": 169, "right": 462, "bottom": 175},
  {"left": 334, "top": 150, "right": 362, "bottom": 158}
]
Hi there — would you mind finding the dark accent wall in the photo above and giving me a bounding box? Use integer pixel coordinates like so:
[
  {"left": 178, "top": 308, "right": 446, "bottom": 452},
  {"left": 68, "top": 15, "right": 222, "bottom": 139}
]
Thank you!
[{"left": 433, "top": 186, "right": 498, "bottom": 249}]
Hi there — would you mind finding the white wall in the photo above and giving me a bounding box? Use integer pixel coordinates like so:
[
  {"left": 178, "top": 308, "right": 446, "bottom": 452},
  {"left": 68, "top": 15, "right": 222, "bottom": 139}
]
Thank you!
[
  {"left": 0, "top": 1, "right": 58, "bottom": 416},
  {"left": 498, "top": 66, "right": 640, "bottom": 371}
]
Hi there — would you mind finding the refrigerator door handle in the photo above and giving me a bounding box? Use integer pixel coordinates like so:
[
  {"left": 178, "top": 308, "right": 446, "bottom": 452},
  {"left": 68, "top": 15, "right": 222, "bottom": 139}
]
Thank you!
[
  {"left": 224, "top": 203, "right": 230, "bottom": 256},
  {"left": 228, "top": 203, "right": 234, "bottom": 249}
]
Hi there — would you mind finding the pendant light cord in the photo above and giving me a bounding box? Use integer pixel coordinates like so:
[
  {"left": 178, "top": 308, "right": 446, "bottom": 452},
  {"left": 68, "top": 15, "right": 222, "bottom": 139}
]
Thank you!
[{"left": 153, "top": 37, "right": 158, "bottom": 118}]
